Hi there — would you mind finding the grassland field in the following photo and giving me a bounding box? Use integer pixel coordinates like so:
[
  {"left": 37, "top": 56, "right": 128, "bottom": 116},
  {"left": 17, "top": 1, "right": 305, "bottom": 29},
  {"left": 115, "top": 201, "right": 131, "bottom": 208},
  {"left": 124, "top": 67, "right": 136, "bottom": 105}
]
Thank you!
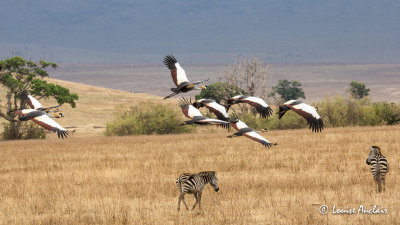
[
  {"left": 0, "top": 125, "right": 399, "bottom": 224},
  {"left": 0, "top": 78, "right": 399, "bottom": 224}
]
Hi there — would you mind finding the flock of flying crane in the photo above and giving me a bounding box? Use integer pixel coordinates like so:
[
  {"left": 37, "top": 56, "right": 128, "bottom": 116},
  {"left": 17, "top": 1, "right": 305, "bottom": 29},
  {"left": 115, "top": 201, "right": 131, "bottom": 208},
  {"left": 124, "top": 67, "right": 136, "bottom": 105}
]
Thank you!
[
  {"left": 15, "top": 54, "right": 324, "bottom": 143},
  {"left": 163, "top": 54, "right": 324, "bottom": 147}
]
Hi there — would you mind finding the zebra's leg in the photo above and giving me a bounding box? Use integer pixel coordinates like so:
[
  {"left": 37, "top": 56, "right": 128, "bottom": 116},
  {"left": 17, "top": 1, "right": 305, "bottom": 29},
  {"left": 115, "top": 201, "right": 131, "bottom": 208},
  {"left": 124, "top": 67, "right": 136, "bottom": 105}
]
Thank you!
[
  {"left": 182, "top": 195, "right": 189, "bottom": 210},
  {"left": 192, "top": 192, "right": 199, "bottom": 210},
  {"left": 198, "top": 191, "right": 202, "bottom": 210},
  {"left": 178, "top": 183, "right": 189, "bottom": 210},
  {"left": 178, "top": 193, "right": 185, "bottom": 211}
]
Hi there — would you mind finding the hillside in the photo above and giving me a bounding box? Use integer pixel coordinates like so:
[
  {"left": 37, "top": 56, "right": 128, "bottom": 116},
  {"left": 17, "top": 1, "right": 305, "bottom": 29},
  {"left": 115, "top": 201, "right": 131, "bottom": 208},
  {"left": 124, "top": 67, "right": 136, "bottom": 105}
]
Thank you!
[{"left": 0, "top": 78, "right": 176, "bottom": 137}]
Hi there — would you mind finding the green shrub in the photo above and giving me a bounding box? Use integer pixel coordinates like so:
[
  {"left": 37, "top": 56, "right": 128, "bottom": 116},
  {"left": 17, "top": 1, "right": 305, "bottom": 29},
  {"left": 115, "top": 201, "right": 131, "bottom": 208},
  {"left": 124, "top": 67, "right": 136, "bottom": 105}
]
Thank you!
[
  {"left": 2, "top": 122, "right": 46, "bottom": 140},
  {"left": 373, "top": 102, "right": 400, "bottom": 125},
  {"left": 105, "top": 102, "right": 194, "bottom": 136},
  {"left": 317, "top": 95, "right": 400, "bottom": 127}
]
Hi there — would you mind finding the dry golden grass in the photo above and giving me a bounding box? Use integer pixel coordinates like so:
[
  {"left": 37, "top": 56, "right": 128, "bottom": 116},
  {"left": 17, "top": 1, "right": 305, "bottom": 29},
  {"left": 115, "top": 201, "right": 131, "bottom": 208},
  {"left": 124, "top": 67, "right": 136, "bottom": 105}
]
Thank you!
[{"left": 0, "top": 125, "right": 399, "bottom": 224}]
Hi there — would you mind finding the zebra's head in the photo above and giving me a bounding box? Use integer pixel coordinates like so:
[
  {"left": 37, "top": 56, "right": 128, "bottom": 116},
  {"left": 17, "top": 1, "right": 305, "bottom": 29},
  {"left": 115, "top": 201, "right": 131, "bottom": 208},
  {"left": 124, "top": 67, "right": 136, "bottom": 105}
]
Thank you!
[
  {"left": 210, "top": 172, "right": 219, "bottom": 192},
  {"left": 366, "top": 146, "right": 381, "bottom": 165},
  {"left": 199, "top": 171, "right": 219, "bottom": 192}
]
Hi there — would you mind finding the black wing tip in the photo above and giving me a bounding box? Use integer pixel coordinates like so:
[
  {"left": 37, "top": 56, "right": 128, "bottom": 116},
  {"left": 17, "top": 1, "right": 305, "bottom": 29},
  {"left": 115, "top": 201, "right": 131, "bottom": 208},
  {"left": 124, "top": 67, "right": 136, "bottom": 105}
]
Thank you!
[
  {"left": 309, "top": 119, "right": 324, "bottom": 133},
  {"left": 261, "top": 141, "right": 277, "bottom": 148},
  {"left": 178, "top": 96, "right": 193, "bottom": 106},
  {"left": 277, "top": 111, "right": 285, "bottom": 119},
  {"left": 277, "top": 105, "right": 290, "bottom": 119},
  {"left": 225, "top": 104, "right": 232, "bottom": 112},
  {"left": 218, "top": 122, "right": 230, "bottom": 130},
  {"left": 261, "top": 141, "right": 271, "bottom": 148},
  {"left": 192, "top": 101, "right": 203, "bottom": 109},
  {"left": 163, "top": 54, "right": 177, "bottom": 69},
  {"left": 56, "top": 129, "right": 70, "bottom": 139},
  {"left": 259, "top": 106, "right": 274, "bottom": 118}
]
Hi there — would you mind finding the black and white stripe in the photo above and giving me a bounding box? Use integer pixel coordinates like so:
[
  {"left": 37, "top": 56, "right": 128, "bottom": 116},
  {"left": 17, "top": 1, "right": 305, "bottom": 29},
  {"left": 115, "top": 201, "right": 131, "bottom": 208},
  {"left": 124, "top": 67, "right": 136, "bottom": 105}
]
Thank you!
[
  {"left": 366, "top": 146, "right": 389, "bottom": 193},
  {"left": 176, "top": 173, "right": 192, "bottom": 187},
  {"left": 177, "top": 171, "right": 219, "bottom": 211}
]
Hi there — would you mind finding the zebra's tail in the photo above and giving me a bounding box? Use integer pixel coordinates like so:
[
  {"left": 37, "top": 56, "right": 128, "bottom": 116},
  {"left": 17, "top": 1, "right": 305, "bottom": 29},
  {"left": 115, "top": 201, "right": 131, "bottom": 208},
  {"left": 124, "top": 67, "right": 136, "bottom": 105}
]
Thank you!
[
  {"left": 375, "top": 174, "right": 382, "bottom": 193},
  {"left": 378, "top": 178, "right": 382, "bottom": 193}
]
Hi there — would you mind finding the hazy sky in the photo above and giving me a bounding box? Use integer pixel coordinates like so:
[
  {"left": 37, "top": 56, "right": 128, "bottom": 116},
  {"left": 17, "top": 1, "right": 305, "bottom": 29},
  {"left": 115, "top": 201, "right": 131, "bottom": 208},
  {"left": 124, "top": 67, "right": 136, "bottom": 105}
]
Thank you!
[{"left": 1, "top": 0, "right": 399, "bottom": 63}]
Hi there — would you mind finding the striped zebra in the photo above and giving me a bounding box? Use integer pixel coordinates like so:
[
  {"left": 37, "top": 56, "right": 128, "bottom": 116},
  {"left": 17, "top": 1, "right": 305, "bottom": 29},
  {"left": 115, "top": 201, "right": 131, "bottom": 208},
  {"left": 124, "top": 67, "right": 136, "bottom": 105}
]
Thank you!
[
  {"left": 366, "top": 146, "right": 389, "bottom": 192},
  {"left": 176, "top": 172, "right": 193, "bottom": 190},
  {"left": 177, "top": 171, "right": 219, "bottom": 211}
]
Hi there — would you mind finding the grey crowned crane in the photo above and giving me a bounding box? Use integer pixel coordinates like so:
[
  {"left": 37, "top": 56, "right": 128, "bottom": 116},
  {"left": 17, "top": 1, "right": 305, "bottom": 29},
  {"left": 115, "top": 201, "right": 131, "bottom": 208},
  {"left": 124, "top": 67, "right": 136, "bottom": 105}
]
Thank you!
[
  {"left": 226, "top": 95, "right": 273, "bottom": 118},
  {"left": 277, "top": 100, "right": 324, "bottom": 132},
  {"left": 228, "top": 118, "right": 276, "bottom": 148},
  {"left": 179, "top": 97, "right": 229, "bottom": 129},
  {"left": 192, "top": 99, "right": 229, "bottom": 122},
  {"left": 24, "top": 94, "right": 60, "bottom": 113},
  {"left": 16, "top": 109, "right": 71, "bottom": 139},
  {"left": 163, "top": 55, "right": 208, "bottom": 99}
]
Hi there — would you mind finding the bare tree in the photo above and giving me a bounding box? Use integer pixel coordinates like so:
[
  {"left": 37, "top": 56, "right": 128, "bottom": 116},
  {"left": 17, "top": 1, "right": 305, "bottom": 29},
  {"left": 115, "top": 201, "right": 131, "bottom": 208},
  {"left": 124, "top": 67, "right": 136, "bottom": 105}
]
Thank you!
[{"left": 220, "top": 56, "right": 270, "bottom": 99}]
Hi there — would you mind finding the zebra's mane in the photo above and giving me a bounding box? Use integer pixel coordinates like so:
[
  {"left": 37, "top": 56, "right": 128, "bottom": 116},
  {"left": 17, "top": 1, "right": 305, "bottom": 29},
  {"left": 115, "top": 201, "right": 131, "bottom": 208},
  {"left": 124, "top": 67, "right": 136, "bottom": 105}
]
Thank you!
[
  {"left": 198, "top": 171, "right": 216, "bottom": 177},
  {"left": 371, "top": 146, "right": 382, "bottom": 156}
]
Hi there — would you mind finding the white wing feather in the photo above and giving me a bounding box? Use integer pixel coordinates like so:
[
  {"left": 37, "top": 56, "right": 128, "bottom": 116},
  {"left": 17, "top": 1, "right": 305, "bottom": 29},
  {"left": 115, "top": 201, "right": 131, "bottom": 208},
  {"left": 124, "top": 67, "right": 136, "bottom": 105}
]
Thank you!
[
  {"left": 34, "top": 114, "right": 67, "bottom": 131},
  {"left": 27, "top": 95, "right": 44, "bottom": 109},
  {"left": 236, "top": 120, "right": 249, "bottom": 130},
  {"left": 293, "top": 103, "right": 321, "bottom": 119},
  {"left": 205, "top": 101, "right": 229, "bottom": 117},
  {"left": 187, "top": 105, "right": 204, "bottom": 118},
  {"left": 175, "top": 63, "right": 189, "bottom": 85},
  {"left": 245, "top": 97, "right": 269, "bottom": 107},
  {"left": 245, "top": 131, "right": 272, "bottom": 144}
]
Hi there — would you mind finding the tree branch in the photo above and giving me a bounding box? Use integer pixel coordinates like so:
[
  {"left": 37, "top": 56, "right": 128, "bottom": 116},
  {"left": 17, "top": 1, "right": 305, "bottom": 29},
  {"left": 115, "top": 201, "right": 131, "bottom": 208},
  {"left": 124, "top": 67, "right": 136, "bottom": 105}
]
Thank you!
[{"left": 0, "top": 110, "right": 13, "bottom": 122}]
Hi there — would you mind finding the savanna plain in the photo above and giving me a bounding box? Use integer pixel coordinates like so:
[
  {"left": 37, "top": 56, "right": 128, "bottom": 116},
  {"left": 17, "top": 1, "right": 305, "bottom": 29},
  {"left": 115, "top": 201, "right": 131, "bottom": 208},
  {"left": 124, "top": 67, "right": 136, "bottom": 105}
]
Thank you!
[
  {"left": 0, "top": 125, "right": 399, "bottom": 224},
  {"left": 1, "top": 65, "right": 400, "bottom": 224}
]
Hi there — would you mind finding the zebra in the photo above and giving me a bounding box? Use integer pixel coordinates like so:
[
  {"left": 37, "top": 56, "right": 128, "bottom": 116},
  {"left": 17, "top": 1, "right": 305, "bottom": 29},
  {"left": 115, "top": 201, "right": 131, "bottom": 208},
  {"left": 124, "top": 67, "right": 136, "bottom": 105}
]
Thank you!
[
  {"left": 176, "top": 172, "right": 193, "bottom": 190},
  {"left": 366, "top": 146, "right": 389, "bottom": 192},
  {"left": 177, "top": 171, "right": 219, "bottom": 211}
]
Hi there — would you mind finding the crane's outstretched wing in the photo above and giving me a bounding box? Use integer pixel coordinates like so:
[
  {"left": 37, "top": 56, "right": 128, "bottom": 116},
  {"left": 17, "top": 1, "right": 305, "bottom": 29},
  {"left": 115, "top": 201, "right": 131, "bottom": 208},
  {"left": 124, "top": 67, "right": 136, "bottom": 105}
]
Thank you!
[
  {"left": 26, "top": 95, "right": 44, "bottom": 109},
  {"left": 241, "top": 97, "right": 273, "bottom": 118},
  {"left": 31, "top": 114, "right": 70, "bottom": 139},
  {"left": 243, "top": 131, "right": 274, "bottom": 147},
  {"left": 290, "top": 102, "right": 324, "bottom": 132},
  {"left": 163, "top": 55, "right": 189, "bottom": 87}
]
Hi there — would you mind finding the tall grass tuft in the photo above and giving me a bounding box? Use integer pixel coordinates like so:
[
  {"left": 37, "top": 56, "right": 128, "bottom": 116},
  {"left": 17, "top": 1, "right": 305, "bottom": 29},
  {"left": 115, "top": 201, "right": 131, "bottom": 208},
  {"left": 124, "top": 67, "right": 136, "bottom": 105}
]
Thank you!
[{"left": 105, "top": 102, "right": 194, "bottom": 136}]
